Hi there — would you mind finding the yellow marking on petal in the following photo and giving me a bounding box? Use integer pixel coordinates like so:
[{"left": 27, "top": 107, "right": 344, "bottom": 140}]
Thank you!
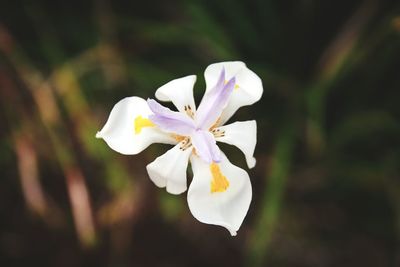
[
  {"left": 224, "top": 80, "right": 240, "bottom": 90},
  {"left": 210, "top": 163, "right": 229, "bottom": 193},
  {"left": 134, "top": 116, "right": 154, "bottom": 134}
]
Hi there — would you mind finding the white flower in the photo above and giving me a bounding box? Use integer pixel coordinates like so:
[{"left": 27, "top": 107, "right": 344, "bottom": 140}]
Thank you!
[{"left": 96, "top": 61, "right": 263, "bottom": 235}]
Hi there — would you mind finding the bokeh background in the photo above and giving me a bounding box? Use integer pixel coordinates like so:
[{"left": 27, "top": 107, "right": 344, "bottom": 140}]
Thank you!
[{"left": 1, "top": 0, "right": 400, "bottom": 266}]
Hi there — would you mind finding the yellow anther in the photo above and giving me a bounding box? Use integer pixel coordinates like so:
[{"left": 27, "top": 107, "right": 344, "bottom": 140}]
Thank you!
[
  {"left": 209, "top": 117, "right": 221, "bottom": 131},
  {"left": 173, "top": 134, "right": 186, "bottom": 142},
  {"left": 210, "top": 163, "right": 229, "bottom": 193},
  {"left": 134, "top": 116, "right": 154, "bottom": 134}
]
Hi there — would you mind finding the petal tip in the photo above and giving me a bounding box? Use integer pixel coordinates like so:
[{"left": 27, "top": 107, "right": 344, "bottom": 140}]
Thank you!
[
  {"left": 223, "top": 224, "right": 238, "bottom": 236},
  {"left": 248, "top": 157, "right": 256, "bottom": 169},
  {"left": 95, "top": 131, "right": 103, "bottom": 139},
  {"left": 147, "top": 98, "right": 158, "bottom": 108},
  {"left": 229, "top": 230, "right": 237, "bottom": 236},
  {"left": 224, "top": 76, "right": 236, "bottom": 91},
  {"left": 146, "top": 166, "right": 167, "bottom": 189},
  {"left": 166, "top": 186, "right": 187, "bottom": 195}
]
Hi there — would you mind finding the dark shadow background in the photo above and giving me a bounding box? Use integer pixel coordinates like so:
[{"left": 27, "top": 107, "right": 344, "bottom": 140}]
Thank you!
[{"left": 0, "top": 0, "right": 400, "bottom": 266}]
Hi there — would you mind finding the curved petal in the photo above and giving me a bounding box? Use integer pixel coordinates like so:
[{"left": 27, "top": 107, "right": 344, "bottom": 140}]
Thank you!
[
  {"left": 195, "top": 69, "right": 236, "bottom": 130},
  {"left": 187, "top": 152, "right": 252, "bottom": 236},
  {"left": 96, "top": 97, "right": 176, "bottom": 155},
  {"left": 146, "top": 142, "right": 192, "bottom": 194},
  {"left": 204, "top": 61, "right": 263, "bottom": 124},
  {"left": 147, "top": 99, "right": 196, "bottom": 136},
  {"left": 155, "top": 75, "right": 197, "bottom": 114},
  {"left": 214, "top": 120, "right": 257, "bottom": 169}
]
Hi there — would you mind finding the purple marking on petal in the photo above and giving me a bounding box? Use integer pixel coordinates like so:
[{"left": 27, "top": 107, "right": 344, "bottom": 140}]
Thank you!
[
  {"left": 191, "top": 130, "right": 221, "bottom": 164},
  {"left": 147, "top": 99, "right": 195, "bottom": 135},
  {"left": 195, "top": 69, "right": 236, "bottom": 130},
  {"left": 206, "top": 67, "right": 226, "bottom": 99}
]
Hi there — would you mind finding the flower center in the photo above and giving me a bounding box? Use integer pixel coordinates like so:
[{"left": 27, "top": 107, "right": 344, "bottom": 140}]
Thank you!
[
  {"left": 134, "top": 116, "right": 154, "bottom": 134},
  {"left": 210, "top": 163, "right": 229, "bottom": 193}
]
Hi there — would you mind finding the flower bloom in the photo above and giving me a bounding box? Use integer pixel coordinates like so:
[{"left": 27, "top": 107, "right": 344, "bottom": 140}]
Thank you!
[{"left": 96, "top": 61, "right": 263, "bottom": 235}]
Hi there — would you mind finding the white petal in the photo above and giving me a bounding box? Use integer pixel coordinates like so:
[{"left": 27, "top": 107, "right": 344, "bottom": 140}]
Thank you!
[
  {"left": 187, "top": 153, "right": 252, "bottom": 236},
  {"left": 204, "top": 61, "right": 246, "bottom": 88},
  {"left": 146, "top": 142, "right": 192, "bottom": 194},
  {"left": 204, "top": 61, "right": 263, "bottom": 124},
  {"left": 155, "top": 75, "right": 197, "bottom": 113},
  {"left": 215, "top": 120, "right": 257, "bottom": 169},
  {"left": 96, "top": 97, "right": 176, "bottom": 155}
]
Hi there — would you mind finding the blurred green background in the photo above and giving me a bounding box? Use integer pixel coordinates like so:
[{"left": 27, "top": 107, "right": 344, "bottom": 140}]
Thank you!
[{"left": 1, "top": 0, "right": 400, "bottom": 266}]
